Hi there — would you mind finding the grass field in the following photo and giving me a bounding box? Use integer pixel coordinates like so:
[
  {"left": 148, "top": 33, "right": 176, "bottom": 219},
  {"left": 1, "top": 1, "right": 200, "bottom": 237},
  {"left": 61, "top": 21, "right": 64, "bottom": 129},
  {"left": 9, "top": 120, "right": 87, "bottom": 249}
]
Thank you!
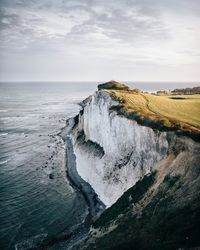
[
  {"left": 107, "top": 90, "right": 200, "bottom": 139},
  {"left": 145, "top": 94, "right": 200, "bottom": 129}
]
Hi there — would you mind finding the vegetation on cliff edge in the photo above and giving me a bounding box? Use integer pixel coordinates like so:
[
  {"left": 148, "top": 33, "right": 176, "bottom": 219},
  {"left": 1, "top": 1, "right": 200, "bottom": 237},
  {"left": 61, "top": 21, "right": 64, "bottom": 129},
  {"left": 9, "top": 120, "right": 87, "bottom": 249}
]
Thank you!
[
  {"left": 98, "top": 81, "right": 130, "bottom": 91},
  {"left": 107, "top": 89, "right": 200, "bottom": 141}
]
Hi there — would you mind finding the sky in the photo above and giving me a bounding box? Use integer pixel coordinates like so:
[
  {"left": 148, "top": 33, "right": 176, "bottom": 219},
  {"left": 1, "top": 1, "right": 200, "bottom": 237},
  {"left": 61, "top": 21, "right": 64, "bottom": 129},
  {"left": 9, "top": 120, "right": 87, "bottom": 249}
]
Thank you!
[{"left": 0, "top": 0, "right": 200, "bottom": 82}]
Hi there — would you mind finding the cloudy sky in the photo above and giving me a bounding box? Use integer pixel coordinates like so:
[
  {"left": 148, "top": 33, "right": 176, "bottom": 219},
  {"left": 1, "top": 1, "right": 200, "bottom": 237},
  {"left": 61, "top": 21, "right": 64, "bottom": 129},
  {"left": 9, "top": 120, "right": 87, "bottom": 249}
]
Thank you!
[{"left": 0, "top": 0, "right": 200, "bottom": 81}]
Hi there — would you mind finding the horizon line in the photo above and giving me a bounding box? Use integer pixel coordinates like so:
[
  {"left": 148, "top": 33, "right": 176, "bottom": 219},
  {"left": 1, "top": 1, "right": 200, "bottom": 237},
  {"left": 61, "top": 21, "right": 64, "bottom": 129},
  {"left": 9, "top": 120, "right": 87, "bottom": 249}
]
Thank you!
[{"left": 0, "top": 80, "right": 199, "bottom": 83}]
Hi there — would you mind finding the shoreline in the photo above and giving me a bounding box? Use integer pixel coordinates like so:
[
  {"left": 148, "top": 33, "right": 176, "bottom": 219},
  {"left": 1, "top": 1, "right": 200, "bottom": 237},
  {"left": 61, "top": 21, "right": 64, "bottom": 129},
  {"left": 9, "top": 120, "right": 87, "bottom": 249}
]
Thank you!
[
  {"left": 64, "top": 132, "right": 105, "bottom": 218},
  {"left": 60, "top": 117, "right": 105, "bottom": 217},
  {"left": 57, "top": 118, "right": 105, "bottom": 249},
  {"left": 41, "top": 118, "right": 105, "bottom": 249},
  {"left": 61, "top": 117, "right": 105, "bottom": 215}
]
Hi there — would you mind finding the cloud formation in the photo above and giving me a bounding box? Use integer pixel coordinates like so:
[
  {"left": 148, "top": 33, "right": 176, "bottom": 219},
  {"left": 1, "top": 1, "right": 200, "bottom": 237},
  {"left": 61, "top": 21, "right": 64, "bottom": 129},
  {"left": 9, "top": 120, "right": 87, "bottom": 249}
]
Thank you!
[{"left": 0, "top": 0, "right": 200, "bottom": 81}]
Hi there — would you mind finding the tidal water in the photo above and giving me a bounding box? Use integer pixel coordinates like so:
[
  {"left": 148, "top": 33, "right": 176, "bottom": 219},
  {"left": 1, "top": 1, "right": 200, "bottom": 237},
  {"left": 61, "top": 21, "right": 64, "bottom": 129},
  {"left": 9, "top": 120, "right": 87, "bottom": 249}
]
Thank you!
[
  {"left": 0, "top": 81, "right": 197, "bottom": 250},
  {"left": 0, "top": 82, "right": 97, "bottom": 250}
]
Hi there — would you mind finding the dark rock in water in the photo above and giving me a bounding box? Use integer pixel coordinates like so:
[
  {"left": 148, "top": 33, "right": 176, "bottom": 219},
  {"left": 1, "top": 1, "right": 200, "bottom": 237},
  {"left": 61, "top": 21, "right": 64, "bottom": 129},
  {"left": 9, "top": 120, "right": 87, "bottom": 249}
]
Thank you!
[{"left": 49, "top": 173, "right": 54, "bottom": 179}]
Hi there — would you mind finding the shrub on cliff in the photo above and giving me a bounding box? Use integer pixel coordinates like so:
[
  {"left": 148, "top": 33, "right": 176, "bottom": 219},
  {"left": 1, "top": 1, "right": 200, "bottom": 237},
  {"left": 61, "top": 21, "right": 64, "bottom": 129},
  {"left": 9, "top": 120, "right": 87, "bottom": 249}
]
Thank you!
[{"left": 98, "top": 81, "right": 130, "bottom": 91}]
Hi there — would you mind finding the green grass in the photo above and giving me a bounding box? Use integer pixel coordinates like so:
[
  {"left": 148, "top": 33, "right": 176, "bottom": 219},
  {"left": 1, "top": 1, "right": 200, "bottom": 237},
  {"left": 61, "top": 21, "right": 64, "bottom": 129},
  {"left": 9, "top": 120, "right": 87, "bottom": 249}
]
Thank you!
[
  {"left": 145, "top": 94, "right": 200, "bottom": 129},
  {"left": 87, "top": 171, "right": 200, "bottom": 250},
  {"left": 163, "top": 174, "right": 181, "bottom": 188},
  {"left": 98, "top": 81, "right": 130, "bottom": 91},
  {"left": 93, "top": 172, "right": 156, "bottom": 229},
  {"left": 107, "top": 90, "right": 200, "bottom": 140}
]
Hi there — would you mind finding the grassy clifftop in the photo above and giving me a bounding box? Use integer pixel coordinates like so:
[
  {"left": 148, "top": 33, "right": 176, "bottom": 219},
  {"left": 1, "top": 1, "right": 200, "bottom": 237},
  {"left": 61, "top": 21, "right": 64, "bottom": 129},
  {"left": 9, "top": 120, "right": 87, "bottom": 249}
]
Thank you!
[
  {"left": 75, "top": 82, "right": 200, "bottom": 250},
  {"left": 107, "top": 89, "right": 200, "bottom": 141},
  {"left": 98, "top": 81, "right": 130, "bottom": 91}
]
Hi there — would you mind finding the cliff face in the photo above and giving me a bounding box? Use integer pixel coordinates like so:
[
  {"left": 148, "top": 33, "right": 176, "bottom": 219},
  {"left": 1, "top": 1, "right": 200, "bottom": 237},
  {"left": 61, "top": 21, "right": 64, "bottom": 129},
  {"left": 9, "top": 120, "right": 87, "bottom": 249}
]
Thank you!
[
  {"left": 70, "top": 91, "right": 168, "bottom": 207},
  {"left": 68, "top": 88, "right": 200, "bottom": 250},
  {"left": 82, "top": 134, "right": 200, "bottom": 250}
]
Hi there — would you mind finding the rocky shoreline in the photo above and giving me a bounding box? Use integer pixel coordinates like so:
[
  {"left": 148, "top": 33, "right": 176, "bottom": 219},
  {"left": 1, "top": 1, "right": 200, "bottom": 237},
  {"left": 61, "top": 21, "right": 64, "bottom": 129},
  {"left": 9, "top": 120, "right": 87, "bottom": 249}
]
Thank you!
[
  {"left": 57, "top": 118, "right": 105, "bottom": 249},
  {"left": 60, "top": 117, "right": 105, "bottom": 218}
]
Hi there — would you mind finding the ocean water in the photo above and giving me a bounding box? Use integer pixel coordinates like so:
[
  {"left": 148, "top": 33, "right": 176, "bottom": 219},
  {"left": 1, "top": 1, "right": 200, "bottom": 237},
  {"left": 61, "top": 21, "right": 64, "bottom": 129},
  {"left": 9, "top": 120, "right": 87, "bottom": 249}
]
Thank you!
[
  {"left": 0, "top": 81, "right": 198, "bottom": 250},
  {"left": 0, "top": 82, "right": 97, "bottom": 250}
]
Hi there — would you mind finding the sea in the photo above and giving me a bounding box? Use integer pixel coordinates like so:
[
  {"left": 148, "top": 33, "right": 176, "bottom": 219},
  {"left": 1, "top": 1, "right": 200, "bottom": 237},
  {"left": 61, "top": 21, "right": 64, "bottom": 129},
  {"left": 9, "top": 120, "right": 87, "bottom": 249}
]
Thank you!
[{"left": 0, "top": 81, "right": 198, "bottom": 250}]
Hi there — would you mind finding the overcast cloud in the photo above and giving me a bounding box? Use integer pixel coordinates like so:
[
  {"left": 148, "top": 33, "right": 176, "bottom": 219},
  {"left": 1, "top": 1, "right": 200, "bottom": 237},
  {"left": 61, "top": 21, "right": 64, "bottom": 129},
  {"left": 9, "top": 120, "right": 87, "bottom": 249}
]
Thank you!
[{"left": 0, "top": 0, "right": 200, "bottom": 81}]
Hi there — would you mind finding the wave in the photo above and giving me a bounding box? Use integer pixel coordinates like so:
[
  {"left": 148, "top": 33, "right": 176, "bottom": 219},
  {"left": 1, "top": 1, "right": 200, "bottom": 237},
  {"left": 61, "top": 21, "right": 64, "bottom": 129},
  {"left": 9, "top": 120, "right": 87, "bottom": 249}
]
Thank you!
[
  {"left": 15, "top": 233, "right": 48, "bottom": 250},
  {"left": 0, "top": 133, "right": 8, "bottom": 137},
  {"left": 0, "top": 159, "right": 10, "bottom": 165},
  {"left": 0, "top": 109, "right": 8, "bottom": 112}
]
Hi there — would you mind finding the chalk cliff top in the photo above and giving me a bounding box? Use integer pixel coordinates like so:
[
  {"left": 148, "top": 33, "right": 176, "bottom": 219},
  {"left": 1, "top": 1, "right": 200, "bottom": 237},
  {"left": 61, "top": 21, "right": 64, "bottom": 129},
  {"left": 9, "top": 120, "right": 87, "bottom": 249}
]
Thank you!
[{"left": 92, "top": 81, "right": 200, "bottom": 141}]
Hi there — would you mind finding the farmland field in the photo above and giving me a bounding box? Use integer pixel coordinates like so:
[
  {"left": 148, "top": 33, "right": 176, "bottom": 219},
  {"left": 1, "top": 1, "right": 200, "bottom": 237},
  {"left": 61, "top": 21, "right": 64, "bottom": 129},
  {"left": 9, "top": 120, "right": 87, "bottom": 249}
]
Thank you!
[
  {"left": 108, "top": 90, "right": 200, "bottom": 133},
  {"left": 145, "top": 94, "right": 200, "bottom": 129}
]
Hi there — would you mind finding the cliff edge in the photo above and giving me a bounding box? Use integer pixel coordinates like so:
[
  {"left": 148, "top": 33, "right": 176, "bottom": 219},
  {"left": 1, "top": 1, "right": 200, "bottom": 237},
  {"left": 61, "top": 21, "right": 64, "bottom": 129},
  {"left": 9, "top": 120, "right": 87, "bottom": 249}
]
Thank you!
[
  {"left": 71, "top": 90, "right": 168, "bottom": 207},
  {"left": 67, "top": 81, "right": 200, "bottom": 250}
]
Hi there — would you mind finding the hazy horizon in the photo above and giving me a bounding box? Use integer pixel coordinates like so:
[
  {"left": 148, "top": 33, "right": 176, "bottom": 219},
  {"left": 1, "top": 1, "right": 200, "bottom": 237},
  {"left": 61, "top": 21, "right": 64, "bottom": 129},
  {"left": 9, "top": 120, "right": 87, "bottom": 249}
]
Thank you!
[
  {"left": 1, "top": 80, "right": 199, "bottom": 92},
  {"left": 0, "top": 80, "right": 199, "bottom": 83},
  {"left": 0, "top": 0, "right": 200, "bottom": 82}
]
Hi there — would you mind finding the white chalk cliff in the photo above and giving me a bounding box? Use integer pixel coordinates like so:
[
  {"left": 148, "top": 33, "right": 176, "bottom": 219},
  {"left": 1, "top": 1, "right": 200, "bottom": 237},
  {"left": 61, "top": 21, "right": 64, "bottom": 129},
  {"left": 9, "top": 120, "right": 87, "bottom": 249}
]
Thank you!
[{"left": 70, "top": 91, "right": 169, "bottom": 207}]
